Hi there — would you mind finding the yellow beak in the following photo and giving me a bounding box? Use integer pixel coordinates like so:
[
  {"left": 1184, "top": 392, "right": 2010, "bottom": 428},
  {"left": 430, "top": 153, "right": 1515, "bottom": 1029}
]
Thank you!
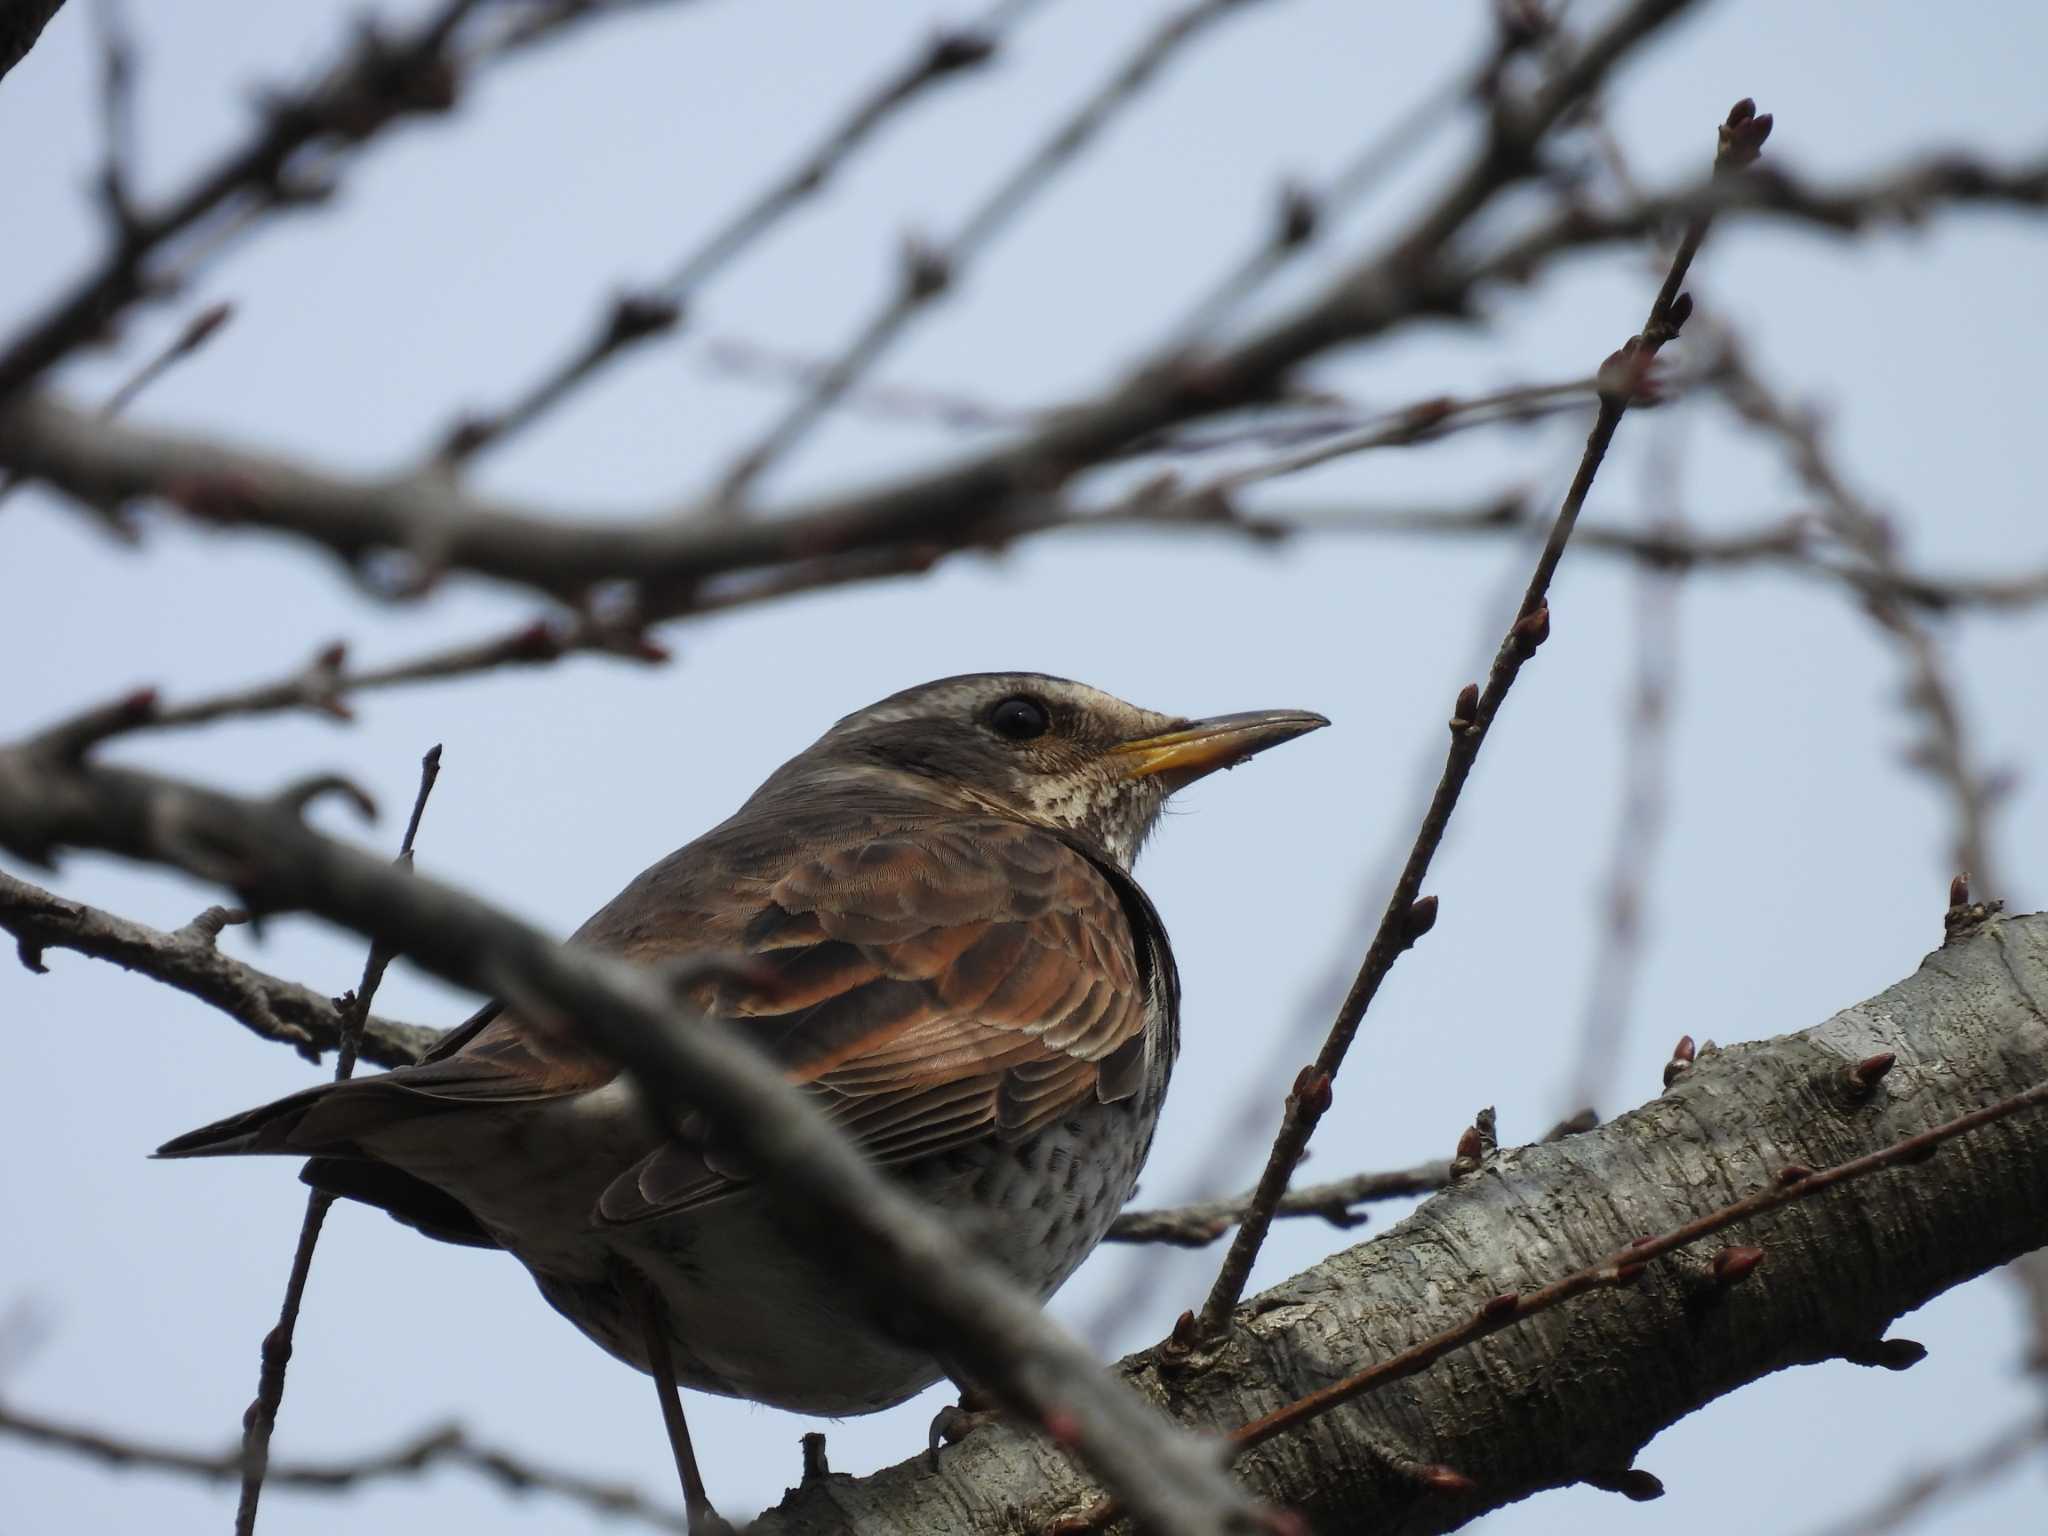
[{"left": 1112, "top": 709, "right": 1329, "bottom": 785}]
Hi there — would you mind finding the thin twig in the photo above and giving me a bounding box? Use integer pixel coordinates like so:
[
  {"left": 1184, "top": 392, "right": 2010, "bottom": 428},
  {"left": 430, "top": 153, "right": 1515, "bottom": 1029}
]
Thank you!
[
  {"left": 1565, "top": 418, "right": 1685, "bottom": 1115},
  {"left": 232, "top": 746, "right": 442, "bottom": 1535},
  {"left": 708, "top": 0, "right": 1273, "bottom": 510},
  {"left": 0, "top": 301, "right": 231, "bottom": 513},
  {"left": 0, "top": 1400, "right": 686, "bottom": 1532},
  {"left": 1167, "top": 0, "right": 1554, "bottom": 346},
  {"left": 1107, "top": 1161, "right": 1451, "bottom": 1247},
  {"left": 1713, "top": 337, "right": 2007, "bottom": 897},
  {"left": 1195, "top": 96, "right": 1770, "bottom": 1338},
  {"left": 0, "top": 0, "right": 484, "bottom": 401},
  {"left": 433, "top": 0, "right": 1048, "bottom": 465},
  {"left": 88, "top": 0, "right": 139, "bottom": 239}
]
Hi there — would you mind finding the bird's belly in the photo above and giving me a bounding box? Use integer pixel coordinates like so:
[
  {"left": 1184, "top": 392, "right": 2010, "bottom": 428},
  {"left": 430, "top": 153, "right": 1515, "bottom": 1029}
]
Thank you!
[
  {"left": 368, "top": 1077, "right": 1166, "bottom": 1415},
  {"left": 620, "top": 1087, "right": 1167, "bottom": 1414}
]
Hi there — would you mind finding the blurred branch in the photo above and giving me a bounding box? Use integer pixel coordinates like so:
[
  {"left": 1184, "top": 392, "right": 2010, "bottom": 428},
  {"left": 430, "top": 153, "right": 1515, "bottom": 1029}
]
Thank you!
[
  {"left": 1712, "top": 336, "right": 2008, "bottom": 897},
  {"left": 1565, "top": 424, "right": 1685, "bottom": 1117},
  {"left": 88, "top": 0, "right": 139, "bottom": 237},
  {"left": 0, "top": 1400, "right": 687, "bottom": 1532},
  {"left": 0, "top": 300, "right": 230, "bottom": 513},
  {"left": 708, "top": 0, "right": 1278, "bottom": 510},
  {"left": 0, "top": 747, "right": 1269, "bottom": 1536},
  {"left": 13, "top": 619, "right": 669, "bottom": 749},
  {"left": 1167, "top": 0, "right": 1556, "bottom": 346},
  {"left": 61, "top": 13, "right": 2048, "bottom": 621},
  {"left": 434, "top": 0, "right": 1048, "bottom": 466},
  {"left": 1464, "top": 146, "right": 2048, "bottom": 299},
  {"left": 0, "top": 0, "right": 682, "bottom": 402},
  {"left": 0, "top": 0, "right": 484, "bottom": 399},
  {"left": 1107, "top": 1160, "right": 1451, "bottom": 1247},
  {"left": 0, "top": 867, "right": 436, "bottom": 1068},
  {"left": 1195, "top": 94, "right": 1771, "bottom": 1339},
  {"left": 1799, "top": 1409, "right": 2048, "bottom": 1536}
]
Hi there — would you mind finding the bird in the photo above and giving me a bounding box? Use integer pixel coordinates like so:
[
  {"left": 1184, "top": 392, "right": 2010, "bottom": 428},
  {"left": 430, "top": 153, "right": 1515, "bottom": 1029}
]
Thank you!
[{"left": 159, "top": 672, "right": 1326, "bottom": 1530}]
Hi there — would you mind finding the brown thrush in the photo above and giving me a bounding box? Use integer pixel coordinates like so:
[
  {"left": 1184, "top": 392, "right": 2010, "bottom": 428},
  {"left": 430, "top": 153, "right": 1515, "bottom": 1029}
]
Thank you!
[{"left": 160, "top": 673, "right": 1326, "bottom": 1529}]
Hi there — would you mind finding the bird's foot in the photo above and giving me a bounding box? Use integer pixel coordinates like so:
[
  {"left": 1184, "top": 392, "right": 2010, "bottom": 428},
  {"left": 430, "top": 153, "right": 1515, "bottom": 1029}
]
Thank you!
[{"left": 926, "top": 1401, "right": 1002, "bottom": 1466}]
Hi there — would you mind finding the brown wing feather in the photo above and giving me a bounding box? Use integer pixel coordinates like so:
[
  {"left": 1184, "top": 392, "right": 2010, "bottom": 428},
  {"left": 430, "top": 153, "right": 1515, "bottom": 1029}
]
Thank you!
[{"left": 594, "top": 817, "right": 1158, "bottom": 1223}]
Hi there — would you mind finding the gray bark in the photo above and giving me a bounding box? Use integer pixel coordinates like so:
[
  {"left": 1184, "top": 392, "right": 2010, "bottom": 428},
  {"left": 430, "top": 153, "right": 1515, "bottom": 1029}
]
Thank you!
[{"left": 752, "top": 914, "right": 2048, "bottom": 1533}]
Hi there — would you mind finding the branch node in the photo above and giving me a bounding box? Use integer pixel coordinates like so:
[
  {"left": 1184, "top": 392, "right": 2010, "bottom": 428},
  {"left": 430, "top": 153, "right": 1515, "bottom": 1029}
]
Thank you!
[
  {"left": 798, "top": 1430, "right": 831, "bottom": 1486},
  {"left": 900, "top": 234, "right": 953, "bottom": 301},
  {"left": 1663, "top": 1033, "right": 1696, "bottom": 1089},
  {"left": 1401, "top": 894, "right": 1440, "bottom": 946},
  {"left": 1449, "top": 682, "right": 1480, "bottom": 734},
  {"left": 1583, "top": 1466, "right": 1665, "bottom": 1501},
  {"left": 1450, "top": 1107, "right": 1497, "bottom": 1179},
  {"left": 1844, "top": 1051, "right": 1897, "bottom": 1101},
  {"left": 1276, "top": 180, "right": 1319, "bottom": 249},
  {"left": 1509, "top": 600, "right": 1550, "bottom": 657},
  {"left": 1841, "top": 1336, "right": 1928, "bottom": 1372},
  {"left": 1290, "top": 1066, "right": 1334, "bottom": 1118}
]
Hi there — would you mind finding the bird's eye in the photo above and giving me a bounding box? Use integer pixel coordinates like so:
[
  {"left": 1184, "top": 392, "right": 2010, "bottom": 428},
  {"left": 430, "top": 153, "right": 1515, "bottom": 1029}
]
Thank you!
[{"left": 987, "top": 695, "right": 1051, "bottom": 741}]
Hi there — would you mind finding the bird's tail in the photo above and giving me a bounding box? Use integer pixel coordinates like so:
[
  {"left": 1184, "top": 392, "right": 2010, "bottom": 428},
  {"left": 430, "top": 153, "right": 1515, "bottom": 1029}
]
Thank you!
[{"left": 155, "top": 1077, "right": 424, "bottom": 1160}]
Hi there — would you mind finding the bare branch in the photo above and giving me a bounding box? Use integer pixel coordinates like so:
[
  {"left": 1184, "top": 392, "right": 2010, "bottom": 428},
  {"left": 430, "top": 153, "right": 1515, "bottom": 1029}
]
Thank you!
[
  {"left": 0, "top": 868, "right": 435, "bottom": 1067},
  {"left": 1107, "top": 1161, "right": 1450, "bottom": 1247},
  {"left": 433, "top": 0, "right": 1044, "bottom": 466},
  {"left": 0, "top": 0, "right": 485, "bottom": 399},
  {"left": 1712, "top": 336, "right": 2008, "bottom": 898},
  {"left": 0, "top": 1400, "right": 686, "bottom": 1532},
  {"left": 1196, "top": 93, "right": 1767, "bottom": 1339},
  {"left": 707, "top": 0, "right": 1275, "bottom": 510},
  {"left": 1565, "top": 424, "right": 1685, "bottom": 1115}
]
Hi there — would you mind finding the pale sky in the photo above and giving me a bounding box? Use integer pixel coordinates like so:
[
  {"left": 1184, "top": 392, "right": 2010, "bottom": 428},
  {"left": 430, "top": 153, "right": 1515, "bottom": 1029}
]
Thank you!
[{"left": 3, "top": 2, "right": 2046, "bottom": 1533}]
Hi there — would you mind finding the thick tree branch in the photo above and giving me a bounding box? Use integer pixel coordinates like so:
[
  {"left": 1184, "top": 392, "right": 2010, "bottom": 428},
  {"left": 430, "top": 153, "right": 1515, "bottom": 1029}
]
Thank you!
[{"left": 741, "top": 913, "right": 2048, "bottom": 1533}]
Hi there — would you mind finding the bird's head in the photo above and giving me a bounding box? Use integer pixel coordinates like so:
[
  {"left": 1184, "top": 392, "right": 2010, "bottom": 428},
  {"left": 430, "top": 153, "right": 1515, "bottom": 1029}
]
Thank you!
[{"left": 758, "top": 672, "right": 1328, "bottom": 869}]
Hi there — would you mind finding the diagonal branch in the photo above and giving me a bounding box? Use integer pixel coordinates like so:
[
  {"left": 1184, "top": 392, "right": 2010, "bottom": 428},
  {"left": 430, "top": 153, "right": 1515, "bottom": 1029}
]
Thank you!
[
  {"left": 0, "top": 868, "right": 435, "bottom": 1067},
  {"left": 1195, "top": 94, "right": 1772, "bottom": 1339},
  {"left": 707, "top": 0, "right": 1274, "bottom": 509},
  {"left": 433, "top": 0, "right": 1048, "bottom": 466}
]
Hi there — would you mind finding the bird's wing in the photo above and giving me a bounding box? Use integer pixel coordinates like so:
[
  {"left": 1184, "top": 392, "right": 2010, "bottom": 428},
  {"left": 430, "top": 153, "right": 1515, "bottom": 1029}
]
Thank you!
[{"left": 591, "top": 816, "right": 1171, "bottom": 1223}]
